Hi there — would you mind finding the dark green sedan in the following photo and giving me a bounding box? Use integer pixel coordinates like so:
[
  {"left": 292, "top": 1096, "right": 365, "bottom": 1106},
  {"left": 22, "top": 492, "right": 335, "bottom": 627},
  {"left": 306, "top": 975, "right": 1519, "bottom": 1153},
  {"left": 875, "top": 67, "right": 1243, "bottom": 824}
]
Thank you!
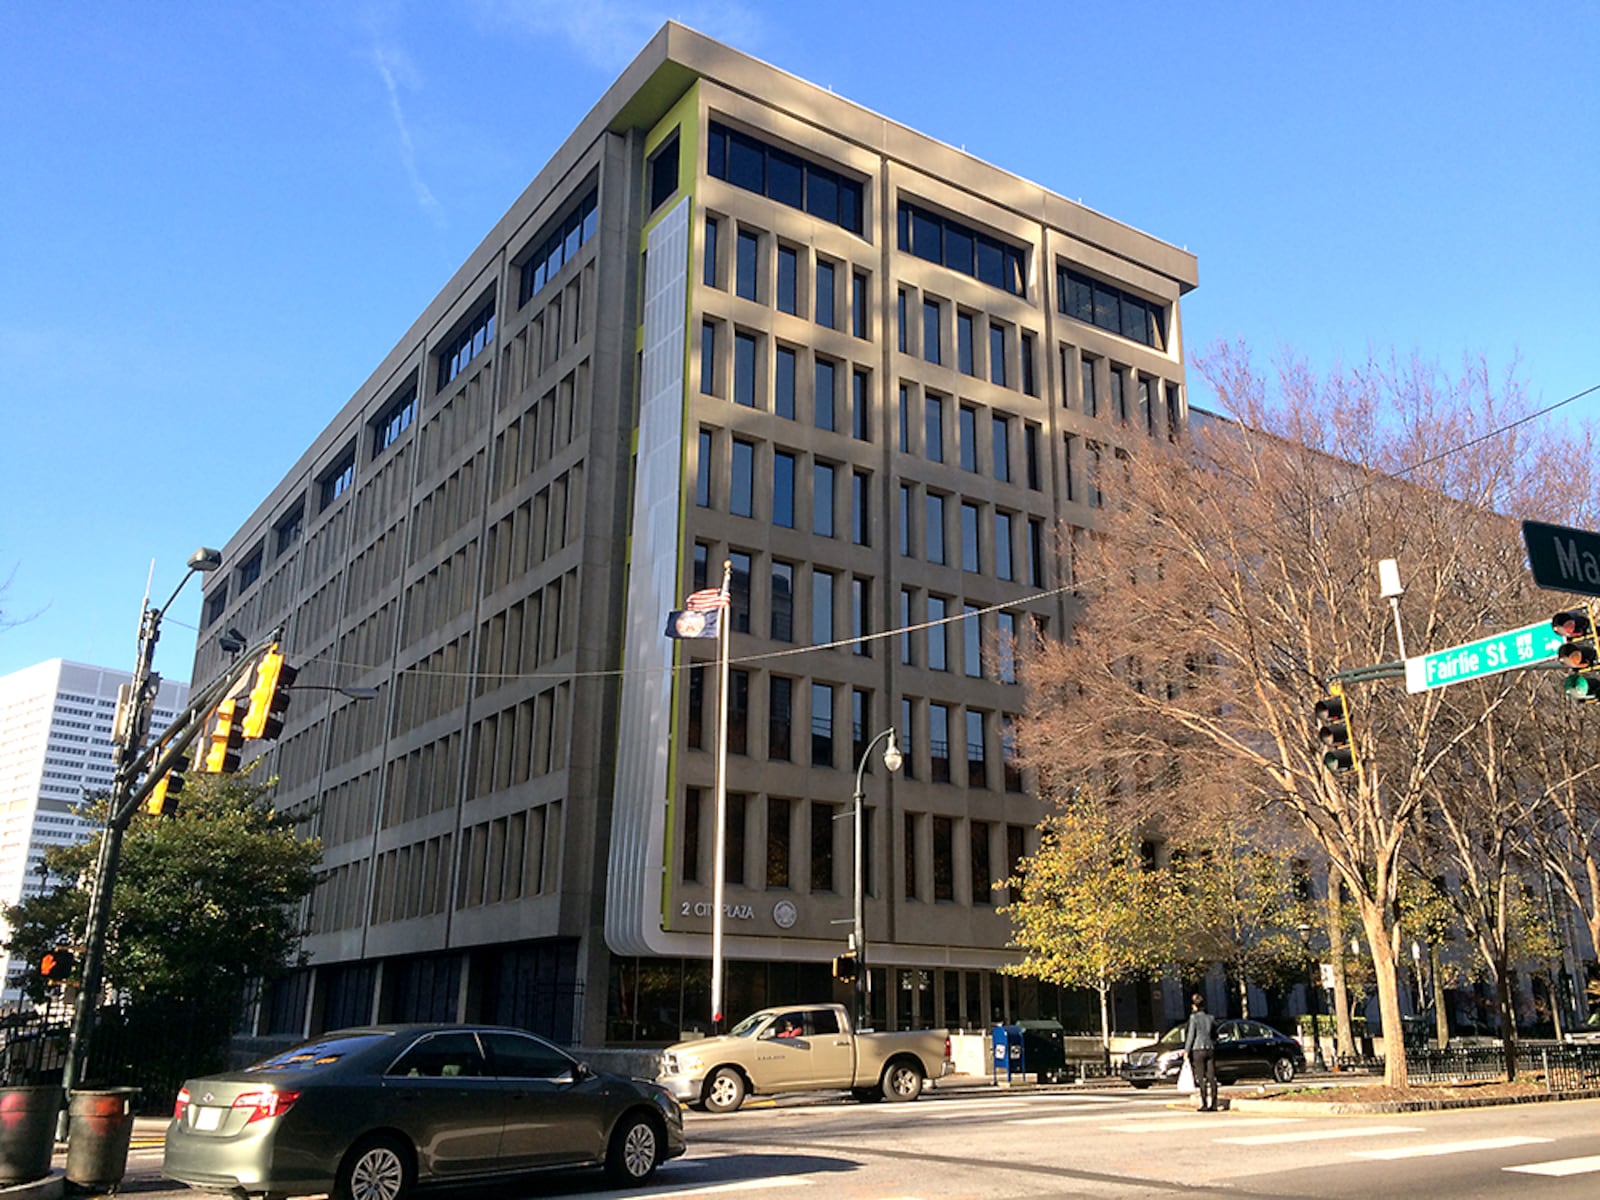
[{"left": 162, "top": 1024, "right": 685, "bottom": 1199}]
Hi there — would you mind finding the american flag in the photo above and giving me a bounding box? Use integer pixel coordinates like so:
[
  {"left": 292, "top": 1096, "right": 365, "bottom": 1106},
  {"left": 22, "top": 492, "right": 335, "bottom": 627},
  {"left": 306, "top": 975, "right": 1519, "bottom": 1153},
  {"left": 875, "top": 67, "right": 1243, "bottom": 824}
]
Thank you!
[{"left": 684, "top": 587, "right": 729, "bottom": 612}]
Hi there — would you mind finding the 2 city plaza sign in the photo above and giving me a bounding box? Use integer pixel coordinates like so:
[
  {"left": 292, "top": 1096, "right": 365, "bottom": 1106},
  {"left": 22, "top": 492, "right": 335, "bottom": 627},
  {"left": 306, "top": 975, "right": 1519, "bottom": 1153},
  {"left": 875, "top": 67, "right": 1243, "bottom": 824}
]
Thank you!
[{"left": 1401, "top": 522, "right": 1600, "bottom": 694}]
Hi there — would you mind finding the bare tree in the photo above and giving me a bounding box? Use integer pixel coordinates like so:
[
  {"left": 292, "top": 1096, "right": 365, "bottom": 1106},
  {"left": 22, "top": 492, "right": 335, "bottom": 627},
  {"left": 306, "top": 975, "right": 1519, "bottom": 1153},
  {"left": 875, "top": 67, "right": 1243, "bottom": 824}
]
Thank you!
[{"left": 1018, "top": 345, "right": 1580, "bottom": 1086}]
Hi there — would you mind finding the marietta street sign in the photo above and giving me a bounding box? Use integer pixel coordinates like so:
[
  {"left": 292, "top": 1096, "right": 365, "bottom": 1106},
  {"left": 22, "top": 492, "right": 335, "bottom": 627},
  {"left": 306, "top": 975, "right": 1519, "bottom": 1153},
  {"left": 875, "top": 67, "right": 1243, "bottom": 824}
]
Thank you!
[
  {"left": 1404, "top": 621, "right": 1564, "bottom": 694},
  {"left": 1523, "top": 519, "right": 1600, "bottom": 598}
]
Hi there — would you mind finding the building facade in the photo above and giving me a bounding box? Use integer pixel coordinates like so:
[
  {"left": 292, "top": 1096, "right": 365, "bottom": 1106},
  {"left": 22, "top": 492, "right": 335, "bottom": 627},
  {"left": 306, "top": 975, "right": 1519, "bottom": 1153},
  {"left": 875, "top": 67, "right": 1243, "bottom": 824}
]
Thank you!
[
  {"left": 0, "top": 659, "right": 189, "bottom": 1005},
  {"left": 193, "top": 24, "right": 1198, "bottom": 1048}
]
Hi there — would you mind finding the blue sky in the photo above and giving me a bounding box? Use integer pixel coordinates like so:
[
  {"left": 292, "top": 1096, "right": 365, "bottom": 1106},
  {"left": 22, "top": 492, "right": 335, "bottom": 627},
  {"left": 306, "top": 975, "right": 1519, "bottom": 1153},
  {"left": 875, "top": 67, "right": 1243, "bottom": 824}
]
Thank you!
[{"left": 2, "top": 1, "right": 1596, "bottom": 681}]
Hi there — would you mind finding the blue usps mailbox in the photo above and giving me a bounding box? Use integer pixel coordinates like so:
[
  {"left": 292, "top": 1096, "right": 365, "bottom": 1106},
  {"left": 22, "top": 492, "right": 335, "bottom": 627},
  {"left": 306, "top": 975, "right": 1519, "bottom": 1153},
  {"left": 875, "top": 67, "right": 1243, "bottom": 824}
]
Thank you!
[{"left": 991, "top": 1025, "right": 1024, "bottom": 1081}]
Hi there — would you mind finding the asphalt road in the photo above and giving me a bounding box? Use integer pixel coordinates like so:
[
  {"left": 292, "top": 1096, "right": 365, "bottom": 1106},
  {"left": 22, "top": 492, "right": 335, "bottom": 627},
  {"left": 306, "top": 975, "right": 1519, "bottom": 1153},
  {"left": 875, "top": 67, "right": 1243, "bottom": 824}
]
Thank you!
[{"left": 92, "top": 1086, "right": 1600, "bottom": 1200}]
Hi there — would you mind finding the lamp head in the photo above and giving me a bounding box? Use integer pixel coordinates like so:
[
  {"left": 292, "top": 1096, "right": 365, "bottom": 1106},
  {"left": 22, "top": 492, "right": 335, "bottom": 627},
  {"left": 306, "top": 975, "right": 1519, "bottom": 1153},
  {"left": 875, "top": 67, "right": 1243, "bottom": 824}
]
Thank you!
[
  {"left": 1378, "top": 558, "right": 1404, "bottom": 600},
  {"left": 339, "top": 686, "right": 381, "bottom": 701},
  {"left": 881, "top": 730, "right": 903, "bottom": 774},
  {"left": 188, "top": 547, "right": 224, "bottom": 573},
  {"left": 218, "top": 627, "right": 248, "bottom": 655}
]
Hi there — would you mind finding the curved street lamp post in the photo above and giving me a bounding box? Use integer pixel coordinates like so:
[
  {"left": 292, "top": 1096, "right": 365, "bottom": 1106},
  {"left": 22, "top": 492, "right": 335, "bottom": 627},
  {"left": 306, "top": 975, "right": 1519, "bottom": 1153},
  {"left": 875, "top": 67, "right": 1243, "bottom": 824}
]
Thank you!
[{"left": 852, "top": 728, "right": 901, "bottom": 1030}]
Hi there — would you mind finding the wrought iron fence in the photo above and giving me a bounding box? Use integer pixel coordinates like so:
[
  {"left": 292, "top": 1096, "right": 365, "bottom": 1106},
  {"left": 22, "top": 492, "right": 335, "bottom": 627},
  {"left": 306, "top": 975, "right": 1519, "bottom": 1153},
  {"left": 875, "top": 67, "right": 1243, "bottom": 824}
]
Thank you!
[
  {"left": 1335, "top": 1044, "right": 1600, "bottom": 1093},
  {"left": 1405, "top": 1047, "right": 1509, "bottom": 1083},
  {"left": 1536, "top": 1046, "right": 1600, "bottom": 1093}
]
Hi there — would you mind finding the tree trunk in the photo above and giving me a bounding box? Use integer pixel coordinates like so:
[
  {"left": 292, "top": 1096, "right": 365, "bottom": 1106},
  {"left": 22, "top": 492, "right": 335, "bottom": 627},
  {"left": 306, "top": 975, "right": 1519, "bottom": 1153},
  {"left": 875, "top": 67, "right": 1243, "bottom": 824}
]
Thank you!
[
  {"left": 1327, "top": 865, "right": 1355, "bottom": 1059},
  {"left": 1430, "top": 944, "right": 1449, "bottom": 1049},
  {"left": 1358, "top": 904, "right": 1408, "bottom": 1088},
  {"left": 1098, "top": 983, "right": 1112, "bottom": 1071},
  {"left": 1496, "top": 958, "right": 1519, "bottom": 1079},
  {"left": 1237, "top": 973, "right": 1250, "bottom": 1019}
]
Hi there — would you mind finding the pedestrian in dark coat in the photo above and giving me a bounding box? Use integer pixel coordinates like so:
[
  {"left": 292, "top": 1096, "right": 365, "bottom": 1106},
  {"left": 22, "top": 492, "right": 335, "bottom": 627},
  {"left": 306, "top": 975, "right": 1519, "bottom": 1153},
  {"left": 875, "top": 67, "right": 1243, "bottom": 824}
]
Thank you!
[{"left": 1184, "top": 992, "right": 1219, "bottom": 1111}]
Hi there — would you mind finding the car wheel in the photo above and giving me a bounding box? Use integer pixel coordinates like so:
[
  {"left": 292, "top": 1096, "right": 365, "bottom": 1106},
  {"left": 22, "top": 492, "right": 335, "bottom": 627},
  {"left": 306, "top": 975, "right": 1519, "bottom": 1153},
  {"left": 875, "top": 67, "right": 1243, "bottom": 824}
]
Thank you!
[
  {"left": 1273, "top": 1057, "right": 1297, "bottom": 1083},
  {"left": 605, "top": 1112, "right": 662, "bottom": 1186},
  {"left": 880, "top": 1059, "right": 923, "bottom": 1102},
  {"left": 335, "top": 1134, "right": 414, "bottom": 1200},
  {"left": 703, "top": 1066, "right": 746, "bottom": 1113}
]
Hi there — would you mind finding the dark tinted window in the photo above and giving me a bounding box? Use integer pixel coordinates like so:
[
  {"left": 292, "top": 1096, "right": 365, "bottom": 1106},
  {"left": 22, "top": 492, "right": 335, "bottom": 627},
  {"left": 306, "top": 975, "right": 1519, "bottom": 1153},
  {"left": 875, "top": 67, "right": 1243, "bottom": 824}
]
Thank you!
[
  {"left": 388, "top": 1032, "right": 487, "bottom": 1078},
  {"left": 708, "top": 123, "right": 863, "bottom": 235},
  {"left": 649, "top": 136, "right": 679, "bottom": 210},
  {"left": 482, "top": 1031, "right": 574, "bottom": 1079}
]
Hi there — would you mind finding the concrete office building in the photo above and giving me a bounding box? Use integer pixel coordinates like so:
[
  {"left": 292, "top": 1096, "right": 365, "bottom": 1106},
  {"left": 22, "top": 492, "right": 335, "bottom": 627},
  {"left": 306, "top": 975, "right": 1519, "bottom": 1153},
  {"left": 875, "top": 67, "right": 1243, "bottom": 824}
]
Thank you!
[
  {"left": 0, "top": 660, "right": 189, "bottom": 1005},
  {"left": 193, "top": 23, "right": 1197, "bottom": 1049}
]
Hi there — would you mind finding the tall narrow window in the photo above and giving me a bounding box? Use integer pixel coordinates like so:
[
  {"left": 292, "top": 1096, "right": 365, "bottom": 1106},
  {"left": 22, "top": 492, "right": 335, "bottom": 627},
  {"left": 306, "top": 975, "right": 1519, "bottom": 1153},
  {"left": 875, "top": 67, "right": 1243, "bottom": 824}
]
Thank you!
[
  {"left": 815, "top": 358, "right": 836, "bottom": 431},
  {"left": 960, "top": 713, "right": 985, "bottom": 790},
  {"left": 852, "top": 470, "right": 869, "bottom": 545},
  {"left": 852, "top": 577, "right": 870, "bottom": 656},
  {"left": 994, "top": 511, "right": 1014, "bottom": 580},
  {"left": 963, "top": 605, "right": 981, "bottom": 677},
  {"left": 1166, "top": 382, "right": 1182, "bottom": 441},
  {"left": 696, "top": 429, "right": 712, "bottom": 507},
  {"left": 900, "top": 698, "right": 916, "bottom": 782},
  {"left": 771, "top": 561, "right": 794, "bottom": 641},
  {"left": 971, "top": 820, "right": 992, "bottom": 905},
  {"left": 773, "top": 450, "right": 796, "bottom": 527},
  {"left": 683, "top": 788, "right": 702, "bottom": 882},
  {"left": 811, "top": 802, "right": 837, "bottom": 890},
  {"left": 927, "top": 596, "right": 948, "bottom": 671},
  {"left": 900, "top": 588, "right": 914, "bottom": 664},
  {"left": 729, "top": 672, "right": 749, "bottom": 757},
  {"left": 687, "top": 667, "right": 705, "bottom": 749},
  {"left": 775, "top": 346, "right": 796, "bottom": 419},
  {"left": 961, "top": 502, "right": 981, "bottom": 572},
  {"left": 1027, "top": 519, "right": 1044, "bottom": 587},
  {"left": 926, "top": 493, "right": 946, "bottom": 564},
  {"left": 813, "top": 569, "right": 835, "bottom": 644},
  {"left": 957, "top": 312, "right": 975, "bottom": 375},
  {"left": 1081, "top": 356, "right": 1098, "bottom": 417},
  {"left": 816, "top": 260, "right": 835, "bottom": 328},
  {"left": 734, "top": 332, "right": 756, "bottom": 407},
  {"left": 899, "top": 385, "right": 910, "bottom": 452},
  {"left": 989, "top": 323, "right": 1007, "bottom": 386},
  {"left": 897, "top": 289, "right": 907, "bottom": 353},
  {"left": 959, "top": 405, "right": 978, "bottom": 472},
  {"left": 992, "top": 415, "right": 1011, "bottom": 481},
  {"left": 736, "top": 229, "right": 759, "bottom": 301},
  {"left": 1139, "top": 375, "right": 1153, "bottom": 434},
  {"left": 1110, "top": 367, "right": 1127, "bottom": 423},
  {"left": 903, "top": 811, "right": 918, "bottom": 899},
  {"left": 811, "top": 683, "right": 834, "bottom": 767},
  {"left": 923, "top": 299, "right": 942, "bottom": 365},
  {"left": 1024, "top": 423, "right": 1041, "bottom": 489},
  {"left": 769, "top": 678, "right": 793, "bottom": 762},
  {"left": 767, "top": 796, "right": 791, "bottom": 887},
  {"left": 813, "top": 462, "right": 836, "bottom": 536},
  {"left": 899, "top": 483, "right": 912, "bottom": 556},
  {"left": 933, "top": 816, "right": 954, "bottom": 901},
  {"left": 852, "top": 272, "right": 868, "bottom": 338},
  {"left": 724, "top": 792, "right": 746, "bottom": 883},
  {"left": 704, "top": 217, "right": 719, "bottom": 288},
  {"left": 996, "top": 612, "right": 1017, "bottom": 683},
  {"left": 1021, "top": 332, "right": 1037, "bottom": 395},
  {"left": 731, "top": 439, "right": 754, "bottom": 517},
  {"left": 777, "top": 245, "right": 798, "bottom": 314},
  {"left": 925, "top": 394, "right": 944, "bottom": 462},
  {"left": 929, "top": 704, "right": 951, "bottom": 783},
  {"left": 852, "top": 370, "right": 870, "bottom": 441},
  {"left": 729, "top": 551, "right": 752, "bottom": 633},
  {"left": 853, "top": 688, "right": 869, "bottom": 765},
  {"left": 700, "top": 322, "right": 717, "bottom": 395},
  {"left": 1002, "top": 716, "right": 1024, "bottom": 792}
]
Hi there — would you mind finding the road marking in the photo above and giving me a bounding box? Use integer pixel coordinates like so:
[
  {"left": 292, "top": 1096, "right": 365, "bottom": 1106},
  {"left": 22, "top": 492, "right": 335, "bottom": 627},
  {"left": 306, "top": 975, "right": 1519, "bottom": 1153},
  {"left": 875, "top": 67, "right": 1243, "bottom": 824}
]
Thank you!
[
  {"left": 1505, "top": 1155, "right": 1600, "bottom": 1177},
  {"left": 1218, "top": 1125, "right": 1423, "bottom": 1146},
  {"left": 1009, "top": 1110, "right": 1251, "bottom": 1127},
  {"left": 644, "top": 1174, "right": 814, "bottom": 1195},
  {"left": 924, "top": 1104, "right": 1039, "bottom": 1118},
  {"left": 1352, "top": 1136, "right": 1552, "bottom": 1160},
  {"left": 1100, "top": 1117, "right": 1301, "bottom": 1133}
]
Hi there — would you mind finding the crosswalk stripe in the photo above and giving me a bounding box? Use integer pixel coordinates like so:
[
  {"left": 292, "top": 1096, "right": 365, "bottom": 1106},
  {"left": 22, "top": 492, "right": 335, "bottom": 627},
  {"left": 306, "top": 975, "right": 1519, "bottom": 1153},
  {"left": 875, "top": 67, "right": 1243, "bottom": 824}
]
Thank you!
[
  {"left": 1504, "top": 1155, "right": 1600, "bottom": 1177},
  {"left": 645, "top": 1174, "right": 814, "bottom": 1195},
  {"left": 1352, "top": 1135, "right": 1552, "bottom": 1160},
  {"left": 1101, "top": 1117, "right": 1301, "bottom": 1133},
  {"left": 925, "top": 1105, "right": 1038, "bottom": 1118},
  {"left": 1218, "top": 1125, "right": 1423, "bottom": 1146}
]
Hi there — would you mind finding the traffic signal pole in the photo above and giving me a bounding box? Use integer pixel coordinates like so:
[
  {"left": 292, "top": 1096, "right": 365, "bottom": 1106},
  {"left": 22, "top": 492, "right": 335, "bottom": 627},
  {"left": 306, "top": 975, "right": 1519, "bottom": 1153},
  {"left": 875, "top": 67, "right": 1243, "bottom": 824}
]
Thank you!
[{"left": 57, "top": 562, "right": 280, "bottom": 1134}]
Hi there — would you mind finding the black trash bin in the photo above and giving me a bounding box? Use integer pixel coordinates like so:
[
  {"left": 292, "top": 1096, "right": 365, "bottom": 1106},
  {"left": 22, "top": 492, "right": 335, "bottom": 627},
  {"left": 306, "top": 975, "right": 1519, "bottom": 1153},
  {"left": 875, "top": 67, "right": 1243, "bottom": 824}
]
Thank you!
[
  {"left": 0, "top": 1085, "right": 64, "bottom": 1184},
  {"left": 1016, "top": 1020, "right": 1068, "bottom": 1083},
  {"left": 66, "top": 1087, "right": 139, "bottom": 1190}
]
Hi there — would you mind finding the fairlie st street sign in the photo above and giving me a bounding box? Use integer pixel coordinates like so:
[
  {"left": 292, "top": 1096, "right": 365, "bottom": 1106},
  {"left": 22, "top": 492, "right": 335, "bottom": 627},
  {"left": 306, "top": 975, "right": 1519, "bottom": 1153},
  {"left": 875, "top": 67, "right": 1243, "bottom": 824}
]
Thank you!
[
  {"left": 1404, "top": 621, "right": 1564, "bottom": 694},
  {"left": 1523, "top": 519, "right": 1600, "bottom": 598}
]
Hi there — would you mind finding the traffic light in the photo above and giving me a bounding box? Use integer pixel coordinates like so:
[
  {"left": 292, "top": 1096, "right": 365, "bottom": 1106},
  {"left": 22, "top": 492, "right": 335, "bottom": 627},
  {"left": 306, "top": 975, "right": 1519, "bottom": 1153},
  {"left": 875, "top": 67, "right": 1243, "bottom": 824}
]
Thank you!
[
  {"left": 242, "top": 646, "right": 298, "bottom": 741},
  {"left": 203, "top": 698, "right": 245, "bottom": 773},
  {"left": 1553, "top": 609, "right": 1600, "bottom": 702},
  {"left": 39, "top": 946, "right": 75, "bottom": 982},
  {"left": 831, "top": 952, "right": 859, "bottom": 982},
  {"left": 1314, "top": 686, "right": 1355, "bottom": 774},
  {"left": 146, "top": 750, "right": 188, "bottom": 817}
]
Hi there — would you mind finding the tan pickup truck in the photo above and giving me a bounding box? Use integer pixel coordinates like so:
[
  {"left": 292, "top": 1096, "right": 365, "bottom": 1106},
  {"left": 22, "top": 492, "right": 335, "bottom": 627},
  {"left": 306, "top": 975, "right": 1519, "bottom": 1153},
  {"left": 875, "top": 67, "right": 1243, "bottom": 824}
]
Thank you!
[{"left": 657, "top": 1003, "right": 950, "bottom": 1112}]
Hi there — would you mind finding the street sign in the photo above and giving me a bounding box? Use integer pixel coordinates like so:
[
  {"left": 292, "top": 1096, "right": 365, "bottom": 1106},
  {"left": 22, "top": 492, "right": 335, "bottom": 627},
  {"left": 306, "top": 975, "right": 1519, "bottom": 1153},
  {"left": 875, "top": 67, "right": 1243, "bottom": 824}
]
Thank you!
[
  {"left": 1523, "top": 520, "right": 1600, "bottom": 598},
  {"left": 1404, "top": 621, "right": 1564, "bottom": 694}
]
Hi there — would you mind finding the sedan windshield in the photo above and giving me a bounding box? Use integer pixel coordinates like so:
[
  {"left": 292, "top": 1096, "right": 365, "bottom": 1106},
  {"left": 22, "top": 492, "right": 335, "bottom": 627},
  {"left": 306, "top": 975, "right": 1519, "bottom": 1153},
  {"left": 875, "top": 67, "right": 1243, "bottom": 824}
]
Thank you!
[
  {"left": 247, "top": 1034, "right": 389, "bottom": 1071},
  {"left": 1156, "top": 1025, "right": 1187, "bottom": 1047}
]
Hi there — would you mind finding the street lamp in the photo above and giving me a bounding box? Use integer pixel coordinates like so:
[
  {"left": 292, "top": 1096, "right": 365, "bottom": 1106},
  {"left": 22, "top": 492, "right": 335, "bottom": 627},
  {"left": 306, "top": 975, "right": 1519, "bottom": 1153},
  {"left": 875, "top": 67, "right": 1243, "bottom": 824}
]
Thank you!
[
  {"left": 852, "top": 728, "right": 902, "bottom": 1030},
  {"left": 60, "top": 547, "right": 222, "bottom": 1130},
  {"left": 1296, "top": 922, "right": 1327, "bottom": 1072}
]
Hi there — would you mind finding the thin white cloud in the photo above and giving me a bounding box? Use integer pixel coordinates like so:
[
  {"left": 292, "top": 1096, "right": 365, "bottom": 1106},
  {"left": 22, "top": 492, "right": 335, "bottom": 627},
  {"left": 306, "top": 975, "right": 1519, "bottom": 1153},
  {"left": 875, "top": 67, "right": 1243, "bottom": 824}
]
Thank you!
[
  {"left": 370, "top": 42, "right": 447, "bottom": 229},
  {"left": 478, "top": 0, "right": 764, "bottom": 72}
]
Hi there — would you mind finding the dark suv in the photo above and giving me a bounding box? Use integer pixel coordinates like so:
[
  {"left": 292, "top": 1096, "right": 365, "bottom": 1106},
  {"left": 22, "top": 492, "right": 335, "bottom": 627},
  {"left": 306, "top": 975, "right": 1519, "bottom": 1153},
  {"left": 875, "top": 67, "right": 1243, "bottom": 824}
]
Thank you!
[{"left": 1119, "top": 1018, "right": 1305, "bottom": 1088}]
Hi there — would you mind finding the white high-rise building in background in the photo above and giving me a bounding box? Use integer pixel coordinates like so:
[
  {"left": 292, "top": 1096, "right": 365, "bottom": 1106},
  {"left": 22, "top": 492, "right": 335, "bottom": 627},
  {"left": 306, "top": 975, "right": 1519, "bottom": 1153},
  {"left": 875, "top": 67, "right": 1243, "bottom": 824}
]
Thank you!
[{"left": 0, "top": 660, "right": 189, "bottom": 1005}]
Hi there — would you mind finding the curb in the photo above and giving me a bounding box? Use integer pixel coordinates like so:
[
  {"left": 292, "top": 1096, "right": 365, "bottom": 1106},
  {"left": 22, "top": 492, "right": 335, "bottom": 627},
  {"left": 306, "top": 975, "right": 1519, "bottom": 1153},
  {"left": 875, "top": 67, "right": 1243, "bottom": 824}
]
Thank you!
[{"left": 1229, "top": 1087, "right": 1600, "bottom": 1115}]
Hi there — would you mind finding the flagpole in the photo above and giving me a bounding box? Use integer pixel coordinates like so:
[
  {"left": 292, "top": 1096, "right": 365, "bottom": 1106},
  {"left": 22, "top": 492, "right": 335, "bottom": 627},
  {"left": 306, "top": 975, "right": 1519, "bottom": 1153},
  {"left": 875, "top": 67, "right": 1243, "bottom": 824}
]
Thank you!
[{"left": 710, "top": 558, "right": 733, "bottom": 1030}]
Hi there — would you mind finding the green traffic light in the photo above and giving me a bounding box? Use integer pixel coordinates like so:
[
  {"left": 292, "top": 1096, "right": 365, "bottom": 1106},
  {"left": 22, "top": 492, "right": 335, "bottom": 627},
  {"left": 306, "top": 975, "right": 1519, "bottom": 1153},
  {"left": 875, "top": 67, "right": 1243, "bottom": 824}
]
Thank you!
[{"left": 1564, "top": 673, "right": 1599, "bottom": 702}]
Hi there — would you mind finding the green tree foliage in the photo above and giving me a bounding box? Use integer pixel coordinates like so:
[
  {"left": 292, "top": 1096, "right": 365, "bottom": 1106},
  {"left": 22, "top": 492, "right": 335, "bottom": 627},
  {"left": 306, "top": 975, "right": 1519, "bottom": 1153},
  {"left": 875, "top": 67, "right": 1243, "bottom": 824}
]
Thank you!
[
  {"left": 3, "top": 768, "right": 321, "bottom": 1011},
  {"left": 1000, "top": 799, "right": 1172, "bottom": 1057}
]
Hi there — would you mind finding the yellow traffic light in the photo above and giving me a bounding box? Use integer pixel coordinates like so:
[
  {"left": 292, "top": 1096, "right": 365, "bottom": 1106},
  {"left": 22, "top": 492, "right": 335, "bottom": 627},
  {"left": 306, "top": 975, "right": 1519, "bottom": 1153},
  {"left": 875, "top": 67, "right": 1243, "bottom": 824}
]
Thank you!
[
  {"left": 1314, "top": 684, "right": 1356, "bottom": 775},
  {"left": 145, "top": 757, "right": 187, "bottom": 817},
  {"left": 203, "top": 698, "right": 245, "bottom": 773},
  {"left": 832, "top": 952, "right": 859, "bottom": 982},
  {"left": 242, "top": 647, "right": 298, "bottom": 741}
]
